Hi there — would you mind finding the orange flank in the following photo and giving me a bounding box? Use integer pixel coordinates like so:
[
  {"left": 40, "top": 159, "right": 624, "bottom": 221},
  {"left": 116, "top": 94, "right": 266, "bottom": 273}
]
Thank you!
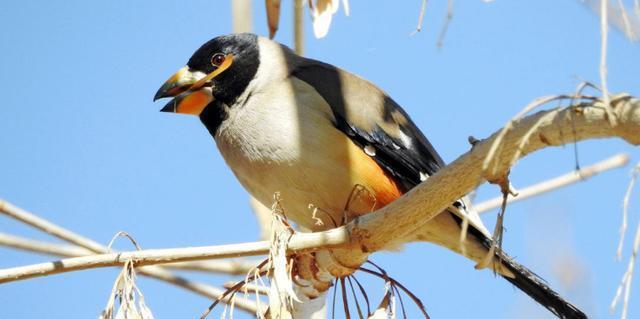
[
  {"left": 344, "top": 141, "right": 403, "bottom": 216},
  {"left": 176, "top": 89, "right": 213, "bottom": 115}
]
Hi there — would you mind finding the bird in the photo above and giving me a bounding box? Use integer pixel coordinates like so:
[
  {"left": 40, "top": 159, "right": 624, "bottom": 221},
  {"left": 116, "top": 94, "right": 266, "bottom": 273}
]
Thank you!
[{"left": 154, "top": 33, "right": 587, "bottom": 319}]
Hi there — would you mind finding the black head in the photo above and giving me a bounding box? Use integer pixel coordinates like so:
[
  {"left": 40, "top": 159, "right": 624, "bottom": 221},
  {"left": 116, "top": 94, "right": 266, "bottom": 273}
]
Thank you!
[
  {"left": 154, "top": 33, "right": 260, "bottom": 116},
  {"left": 186, "top": 33, "right": 260, "bottom": 104}
]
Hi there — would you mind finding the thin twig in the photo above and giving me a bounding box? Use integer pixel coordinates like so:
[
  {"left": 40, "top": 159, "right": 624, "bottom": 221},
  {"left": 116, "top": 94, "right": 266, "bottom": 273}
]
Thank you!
[
  {"left": 617, "top": 162, "right": 640, "bottom": 260},
  {"left": 224, "top": 282, "right": 270, "bottom": 296},
  {"left": 617, "top": 0, "right": 636, "bottom": 39},
  {"left": 481, "top": 94, "right": 575, "bottom": 176},
  {"left": 611, "top": 221, "right": 640, "bottom": 319},
  {"left": 359, "top": 265, "right": 430, "bottom": 318},
  {"left": 474, "top": 153, "right": 630, "bottom": 213},
  {"left": 476, "top": 186, "right": 509, "bottom": 270},
  {"left": 168, "top": 259, "right": 262, "bottom": 275},
  {"left": 0, "top": 232, "right": 93, "bottom": 258},
  {"left": 0, "top": 200, "right": 260, "bottom": 313},
  {"left": 139, "top": 267, "right": 265, "bottom": 314},
  {"left": 601, "top": 0, "right": 618, "bottom": 126},
  {"left": 436, "top": 0, "right": 454, "bottom": 49},
  {"left": 107, "top": 231, "right": 142, "bottom": 251},
  {"left": 410, "top": 0, "right": 428, "bottom": 35},
  {"left": 294, "top": 0, "right": 304, "bottom": 55},
  {"left": 346, "top": 276, "right": 365, "bottom": 319},
  {"left": 0, "top": 228, "right": 350, "bottom": 284},
  {"left": 351, "top": 275, "right": 371, "bottom": 316},
  {"left": 0, "top": 231, "right": 260, "bottom": 275},
  {"left": 231, "top": 0, "right": 253, "bottom": 33},
  {"left": 0, "top": 242, "right": 267, "bottom": 283},
  {"left": 0, "top": 200, "right": 106, "bottom": 253},
  {"left": 0, "top": 233, "right": 260, "bottom": 313}
]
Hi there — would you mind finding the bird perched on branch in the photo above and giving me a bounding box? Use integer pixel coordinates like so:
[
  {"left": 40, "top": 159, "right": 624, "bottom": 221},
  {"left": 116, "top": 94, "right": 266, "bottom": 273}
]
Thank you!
[{"left": 154, "top": 33, "right": 586, "bottom": 319}]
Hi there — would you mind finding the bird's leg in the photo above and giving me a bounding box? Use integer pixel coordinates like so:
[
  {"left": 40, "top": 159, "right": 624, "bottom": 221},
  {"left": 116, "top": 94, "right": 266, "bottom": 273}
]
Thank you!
[{"left": 342, "top": 184, "right": 377, "bottom": 226}]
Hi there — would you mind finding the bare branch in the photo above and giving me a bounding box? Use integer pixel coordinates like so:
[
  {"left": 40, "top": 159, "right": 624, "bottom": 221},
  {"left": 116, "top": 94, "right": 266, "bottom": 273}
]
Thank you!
[
  {"left": 0, "top": 201, "right": 261, "bottom": 313},
  {"left": 0, "top": 229, "right": 349, "bottom": 284},
  {"left": 294, "top": 0, "right": 304, "bottom": 55},
  {"left": 584, "top": 0, "right": 640, "bottom": 42},
  {"left": 0, "top": 238, "right": 261, "bottom": 315},
  {"left": 474, "top": 153, "right": 630, "bottom": 213},
  {"left": 140, "top": 265, "right": 261, "bottom": 314},
  {"left": 231, "top": 0, "right": 253, "bottom": 33},
  {"left": 224, "top": 281, "right": 270, "bottom": 296},
  {"left": 0, "top": 231, "right": 261, "bottom": 276},
  {"left": 0, "top": 240, "right": 262, "bottom": 315},
  {"left": 168, "top": 260, "right": 262, "bottom": 275},
  {"left": 611, "top": 220, "right": 640, "bottom": 319},
  {"left": 2, "top": 94, "right": 639, "bottom": 296},
  {"left": 617, "top": 162, "right": 640, "bottom": 260},
  {"left": 0, "top": 232, "right": 93, "bottom": 258},
  {"left": 411, "top": 0, "right": 428, "bottom": 35},
  {"left": 600, "top": 0, "right": 618, "bottom": 125},
  {"left": 336, "top": 94, "right": 639, "bottom": 267},
  {"left": 0, "top": 200, "right": 106, "bottom": 253},
  {"left": 436, "top": 0, "right": 454, "bottom": 49}
]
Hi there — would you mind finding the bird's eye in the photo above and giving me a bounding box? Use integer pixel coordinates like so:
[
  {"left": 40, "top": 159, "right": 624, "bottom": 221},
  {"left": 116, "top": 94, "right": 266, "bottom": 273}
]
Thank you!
[{"left": 211, "top": 53, "right": 226, "bottom": 67}]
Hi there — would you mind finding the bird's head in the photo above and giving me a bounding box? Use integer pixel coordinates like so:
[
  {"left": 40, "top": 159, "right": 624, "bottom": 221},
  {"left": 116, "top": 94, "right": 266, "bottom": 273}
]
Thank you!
[{"left": 154, "top": 33, "right": 260, "bottom": 115}]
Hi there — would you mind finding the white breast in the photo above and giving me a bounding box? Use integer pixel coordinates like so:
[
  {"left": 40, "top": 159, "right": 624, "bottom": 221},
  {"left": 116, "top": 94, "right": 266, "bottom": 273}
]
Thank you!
[{"left": 215, "top": 77, "right": 347, "bottom": 230}]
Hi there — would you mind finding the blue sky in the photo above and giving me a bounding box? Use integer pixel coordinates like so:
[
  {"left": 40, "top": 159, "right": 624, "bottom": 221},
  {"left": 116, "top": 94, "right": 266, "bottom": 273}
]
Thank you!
[{"left": 1, "top": 1, "right": 639, "bottom": 318}]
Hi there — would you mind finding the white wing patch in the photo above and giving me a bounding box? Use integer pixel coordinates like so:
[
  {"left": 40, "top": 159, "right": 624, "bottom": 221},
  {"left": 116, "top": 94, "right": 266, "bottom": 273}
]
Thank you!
[{"left": 364, "top": 145, "right": 376, "bottom": 156}]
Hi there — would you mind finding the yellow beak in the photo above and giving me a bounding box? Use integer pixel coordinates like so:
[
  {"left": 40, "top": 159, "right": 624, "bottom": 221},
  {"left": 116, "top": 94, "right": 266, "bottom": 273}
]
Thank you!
[{"left": 154, "top": 54, "right": 234, "bottom": 115}]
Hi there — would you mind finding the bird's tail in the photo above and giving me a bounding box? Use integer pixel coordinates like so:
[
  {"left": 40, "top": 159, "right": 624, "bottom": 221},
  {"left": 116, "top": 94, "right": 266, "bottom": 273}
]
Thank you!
[
  {"left": 446, "top": 210, "right": 587, "bottom": 319},
  {"left": 496, "top": 250, "right": 587, "bottom": 319}
]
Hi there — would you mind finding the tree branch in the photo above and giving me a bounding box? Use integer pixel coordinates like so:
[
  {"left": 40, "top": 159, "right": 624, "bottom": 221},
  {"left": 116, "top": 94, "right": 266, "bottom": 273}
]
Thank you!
[
  {"left": 0, "top": 200, "right": 106, "bottom": 253},
  {"left": 331, "top": 94, "right": 639, "bottom": 268},
  {"left": 1, "top": 94, "right": 638, "bottom": 295},
  {"left": 0, "top": 229, "right": 349, "bottom": 283},
  {"left": 167, "top": 259, "right": 261, "bottom": 275},
  {"left": 0, "top": 232, "right": 260, "bottom": 275},
  {"left": 0, "top": 232, "right": 93, "bottom": 257},
  {"left": 473, "top": 153, "right": 630, "bottom": 213},
  {"left": 0, "top": 201, "right": 262, "bottom": 314}
]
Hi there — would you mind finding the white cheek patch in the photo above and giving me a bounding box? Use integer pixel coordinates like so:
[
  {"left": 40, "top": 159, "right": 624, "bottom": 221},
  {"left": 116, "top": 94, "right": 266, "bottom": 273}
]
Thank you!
[
  {"left": 191, "top": 70, "right": 206, "bottom": 79},
  {"left": 186, "top": 69, "right": 207, "bottom": 83}
]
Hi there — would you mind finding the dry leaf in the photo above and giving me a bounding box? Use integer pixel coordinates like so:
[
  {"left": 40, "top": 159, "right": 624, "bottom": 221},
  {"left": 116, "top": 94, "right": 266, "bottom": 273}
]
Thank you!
[
  {"left": 309, "top": 0, "right": 340, "bottom": 38},
  {"left": 99, "top": 261, "right": 154, "bottom": 319},
  {"left": 267, "top": 194, "right": 299, "bottom": 317},
  {"left": 584, "top": 0, "right": 640, "bottom": 42},
  {"left": 265, "top": 0, "right": 281, "bottom": 39}
]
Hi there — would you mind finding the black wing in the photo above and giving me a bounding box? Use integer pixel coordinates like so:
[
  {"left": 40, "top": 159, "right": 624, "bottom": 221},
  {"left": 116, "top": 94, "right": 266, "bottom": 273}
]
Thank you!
[{"left": 291, "top": 57, "right": 443, "bottom": 190}]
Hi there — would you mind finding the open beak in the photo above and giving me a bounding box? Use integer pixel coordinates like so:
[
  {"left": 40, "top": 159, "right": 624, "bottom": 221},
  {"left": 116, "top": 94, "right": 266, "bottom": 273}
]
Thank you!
[{"left": 154, "top": 54, "right": 234, "bottom": 115}]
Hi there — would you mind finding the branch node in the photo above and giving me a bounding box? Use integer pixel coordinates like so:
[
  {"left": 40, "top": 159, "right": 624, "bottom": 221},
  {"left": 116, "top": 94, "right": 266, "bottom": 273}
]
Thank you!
[{"left": 468, "top": 135, "right": 481, "bottom": 148}]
